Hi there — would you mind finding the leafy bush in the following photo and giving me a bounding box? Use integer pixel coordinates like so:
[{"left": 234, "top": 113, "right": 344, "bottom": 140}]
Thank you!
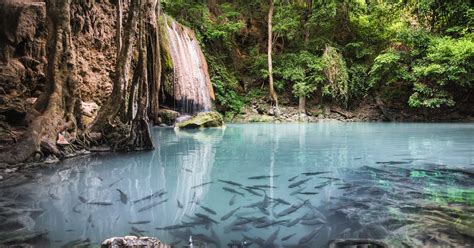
[
  {"left": 322, "top": 46, "right": 349, "bottom": 105},
  {"left": 410, "top": 36, "right": 474, "bottom": 108}
]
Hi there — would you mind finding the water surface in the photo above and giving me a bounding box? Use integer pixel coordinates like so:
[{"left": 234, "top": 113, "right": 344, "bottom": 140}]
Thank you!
[{"left": 1, "top": 123, "right": 474, "bottom": 247}]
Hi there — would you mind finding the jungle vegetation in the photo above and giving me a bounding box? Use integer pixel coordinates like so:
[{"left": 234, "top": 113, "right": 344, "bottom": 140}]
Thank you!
[{"left": 162, "top": 0, "right": 473, "bottom": 117}]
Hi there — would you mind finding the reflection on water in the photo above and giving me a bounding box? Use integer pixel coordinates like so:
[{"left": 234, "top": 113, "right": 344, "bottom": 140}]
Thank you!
[{"left": 0, "top": 123, "right": 473, "bottom": 247}]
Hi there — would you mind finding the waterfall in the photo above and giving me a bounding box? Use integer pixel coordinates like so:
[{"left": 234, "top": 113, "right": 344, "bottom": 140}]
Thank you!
[{"left": 163, "top": 19, "right": 214, "bottom": 114}]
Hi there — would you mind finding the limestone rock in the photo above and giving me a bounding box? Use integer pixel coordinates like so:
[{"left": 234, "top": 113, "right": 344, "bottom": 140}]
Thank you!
[
  {"left": 101, "top": 236, "right": 170, "bottom": 248},
  {"left": 81, "top": 101, "right": 99, "bottom": 126},
  {"left": 175, "top": 111, "right": 224, "bottom": 129},
  {"left": 158, "top": 109, "right": 179, "bottom": 126}
]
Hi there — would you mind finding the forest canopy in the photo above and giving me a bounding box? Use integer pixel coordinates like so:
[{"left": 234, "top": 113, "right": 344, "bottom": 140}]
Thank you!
[{"left": 162, "top": 0, "right": 473, "bottom": 116}]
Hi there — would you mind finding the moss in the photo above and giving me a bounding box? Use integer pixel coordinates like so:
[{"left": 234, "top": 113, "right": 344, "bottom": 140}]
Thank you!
[
  {"left": 175, "top": 111, "right": 224, "bottom": 129},
  {"left": 158, "top": 15, "right": 174, "bottom": 96}
]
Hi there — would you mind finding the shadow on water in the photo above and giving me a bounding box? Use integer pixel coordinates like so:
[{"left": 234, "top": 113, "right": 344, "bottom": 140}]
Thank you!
[{"left": 0, "top": 123, "right": 473, "bottom": 247}]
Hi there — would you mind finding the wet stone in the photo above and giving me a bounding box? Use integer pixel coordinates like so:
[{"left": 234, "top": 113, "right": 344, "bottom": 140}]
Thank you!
[{"left": 101, "top": 236, "right": 170, "bottom": 248}]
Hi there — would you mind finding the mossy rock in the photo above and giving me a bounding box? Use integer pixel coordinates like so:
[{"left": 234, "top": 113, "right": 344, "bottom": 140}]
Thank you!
[
  {"left": 158, "top": 109, "right": 179, "bottom": 126},
  {"left": 175, "top": 111, "right": 224, "bottom": 129}
]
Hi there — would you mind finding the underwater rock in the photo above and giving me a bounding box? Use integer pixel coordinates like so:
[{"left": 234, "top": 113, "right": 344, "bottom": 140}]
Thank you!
[
  {"left": 101, "top": 236, "right": 170, "bottom": 248},
  {"left": 158, "top": 109, "right": 179, "bottom": 126},
  {"left": 175, "top": 111, "right": 224, "bottom": 129}
]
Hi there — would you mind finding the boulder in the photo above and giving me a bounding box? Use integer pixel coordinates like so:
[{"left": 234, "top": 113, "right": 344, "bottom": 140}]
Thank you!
[
  {"left": 101, "top": 236, "right": 170, "bottom": 248},
  {"left": 158, "top": 109, "right": 179, "bottom": 126},
  {"left": 175, "top": 111, "right": 224, "bottom": 129}
]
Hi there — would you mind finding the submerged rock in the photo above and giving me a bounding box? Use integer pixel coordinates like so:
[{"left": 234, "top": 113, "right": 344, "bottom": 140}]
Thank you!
[
  {"left": 101, "top": 236, "right": 170, "bottom": 248},
  {"left": 175, "top": 111, "right": 224, "bottom": 129}
]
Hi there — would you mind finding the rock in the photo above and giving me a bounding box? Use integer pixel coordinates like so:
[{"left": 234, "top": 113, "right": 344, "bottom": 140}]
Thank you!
[
  {"left": 56, "top": 133, "right": 69, "bottom": 145},
  {"left": 101, "top": 236, "right": 170, "bottom": 248},
  {"left": 158, "top": 109, "right": 179, "bottom": 126},
  {"left": 81, "top": 101, "right": 99, "bottom": 126},
  {"left": 81, "top": 101, "right": 99, "bottom": 118},
  {"left": 175, "top": 111, "right": 224, "bottom": 129}
]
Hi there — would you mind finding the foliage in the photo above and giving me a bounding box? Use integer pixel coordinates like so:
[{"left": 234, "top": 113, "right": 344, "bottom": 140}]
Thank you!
[
  {"left": 409, "top": 37, "right": 474, "bottom": 108},
  {"left": 322, "top": 46, "right": 349, "bottom": 105},
  {"left": 162, "top": 0, "right": 474, "bottom": 113},
  {"left": 207, "top": 56, "right": 244, "bottom": 117}
]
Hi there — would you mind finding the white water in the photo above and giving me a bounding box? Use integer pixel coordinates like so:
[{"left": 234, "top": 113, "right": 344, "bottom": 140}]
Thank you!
[{"left": 166, "top": 20, "right": 213, "bottom": 114}]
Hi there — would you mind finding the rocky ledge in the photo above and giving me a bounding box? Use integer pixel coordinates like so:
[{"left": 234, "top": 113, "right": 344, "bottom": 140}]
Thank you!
[
  {"left": 175, "top": 111, "right": 224, "bottom": 129},
  {"left": 101, "top": 236, "right": 170, "bottom": 248}
]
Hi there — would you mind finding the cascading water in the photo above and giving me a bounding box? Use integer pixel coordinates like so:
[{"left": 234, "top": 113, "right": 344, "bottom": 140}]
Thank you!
[{"left": 164, "top": 19, "right": 214, "bottom": 114}]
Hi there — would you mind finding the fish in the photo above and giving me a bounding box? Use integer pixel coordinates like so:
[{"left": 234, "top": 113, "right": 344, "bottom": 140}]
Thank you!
[
  {"left": 200, "top": 206, "right": 217, "bottom": 215},
  {"left": 221, "top": 207, "right": 241, "bottom": 221},
  {"left": 281, "top": 233, "right": 296, "bottom": 241},
  {"left": 301, "top": 171, "right": 330, "bottom": 176},
  {"left": 177, "top": 200, "right": 184, "bottom": 209},
  {"left": 108, "top": 178, "right": 123, "bottom": 187},
  {"left": 271, "top": 197, "right": 291, "bottom": 205},
  {"left": 131, "top": 226, "right": 145, "bottom": 233},
  {"left": 87, "top": 214, "right": 92, "bottom": 223},
  {"left": 301, "top": 218, "right": 326, "bottom": 225},
  {"left": 248, "top": 175, "right": 279, "bottom": 180},
  {"left": 291, "top": 187, "right": 306, "bottom": 197},
  {"left": 288, "top": 175, "right": 299, "bottom": 181},
  {"left": 233, "top": 217, "right": 255, "bottom": 226},
  {"left": 155, "top": 224, "right": 191, "bottom": 230},
  {"left": 72, "top": 203, "right": 81, "bottom": 213},
  {"left": 299, "top": 191, "right": 319, "bottom": 195},
  {"left": 78, "top": 196, "right": 88, "bottom": 203},
  {"left": 193, "top": 233, "right": 219, "bottom": 247},
  {"left": 376, "top": 161, "right": 411, "bottom": 165},
  {"left": 252, "top": 184, "right": 278, "bottom": 189},
  {"left": 133, "top": 189, "right": 166, "bottom": 204},
  {"left": 240, "top": 187, "right": 263, "bottom": 197},
  {"left": 276, "top": 200, "right": 307, "bottom": 217},
  {"left": 286, "top": 217, "right": 300, "bottom": 227},
  {"left": 191, "top": 181, "right": 213, "bottom": 189},
  {"left": 116, "top": 189, "right": 128, "bottom": 204},
  {"left": 128, "top": 220, "right": 150, "bottom": 225},
  {"left": 65, "top": 229, "right": 75, "bottom": 232},
  {"left": 317, "top": 176, "right": 341, "bottom": 181},
  {"left": 255, "top": 219, "right": 288, "bottom": 228},
  {"left": 288, "top": 178, "right": 311, "bottom": 188},
  {"left": 218, "top": 179, "right": 242, "bottom": 187},
  {"left": 138, "top": 199, "right": 168, "bottom": 212},
  {"left": 298, "top": 225, "right": 323, "bottom": 244},
  {"left": 223, "top": 187, "right": 244, "bottom": 196},
  {"left": 195, "top": 213, "right": 218, "bottom": 224},
  {"left": 229, "top": 194, "right": 237, "bottom": 205},
  {"left": 314, "top": 181, "right": 330, "bottom": 189},
  {"left": 182, "top": 168, "right": 193, "bottom": 172},
  {"left": 87, "top": 201, "right": 113, "bottom": 206},
  {"left": 263, "top": 228, "right": 279, "bottom": 247}
]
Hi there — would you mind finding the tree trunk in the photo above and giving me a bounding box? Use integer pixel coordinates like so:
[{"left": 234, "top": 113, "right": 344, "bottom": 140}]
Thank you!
[
  {"left": 299, "top": 96, "right": 306, "bottom": 114},
  {"left": 0, "top": 0, "right": 79, "bottom": 164},
  {"left": 90, "top": 0, "right": 138, "bottom": 132},
  {"left": 267, "top": 0, "right": 278, "bottom": 110},
  {"left": 147, "top": 0, "right": 161, "bottom": 125},
  {"left": 116, "top": 0, "right": 122, "bottom": 54},
  {"left": 121, "top": 0, "right": 154, "bottom": 151},
  {"left": 207, "top": 0, "right": 219, "bottom": 16}
]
